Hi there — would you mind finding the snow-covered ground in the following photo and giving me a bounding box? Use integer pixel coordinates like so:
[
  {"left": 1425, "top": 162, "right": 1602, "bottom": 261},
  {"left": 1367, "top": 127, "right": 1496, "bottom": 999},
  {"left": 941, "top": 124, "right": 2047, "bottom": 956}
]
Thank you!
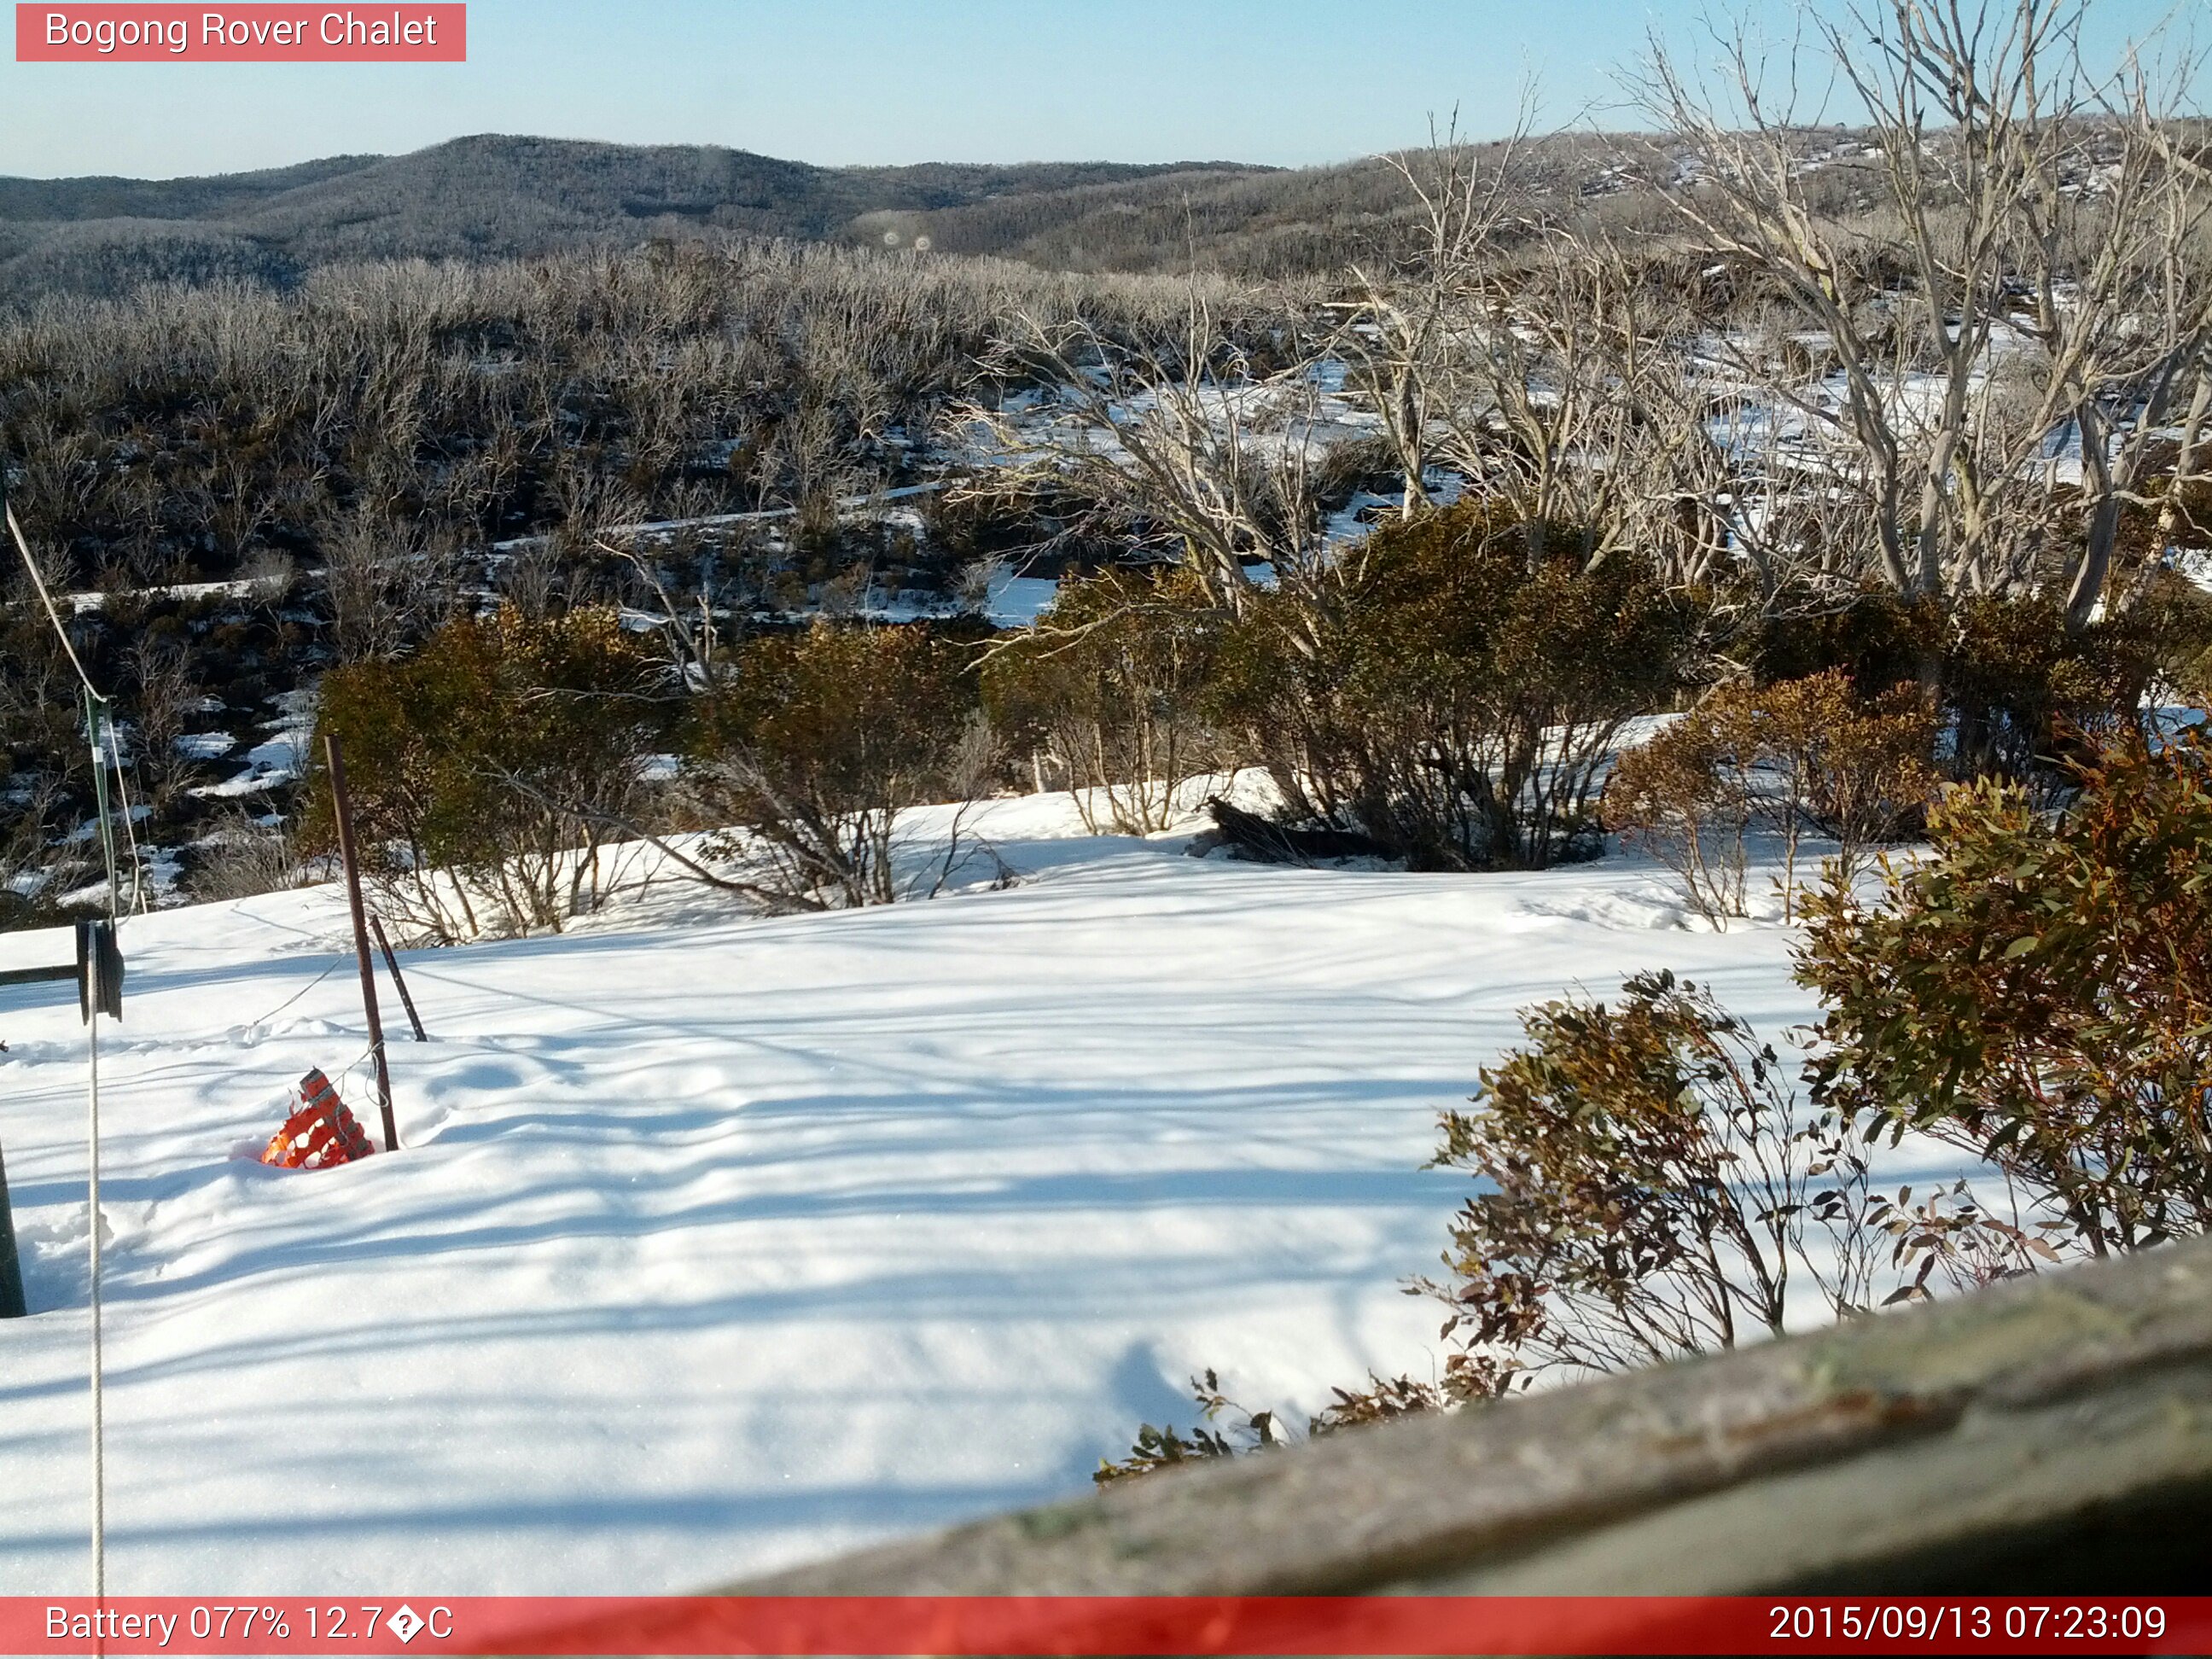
[{"left": 0, "top": 792, "right": 1886, "bottom": 1594}]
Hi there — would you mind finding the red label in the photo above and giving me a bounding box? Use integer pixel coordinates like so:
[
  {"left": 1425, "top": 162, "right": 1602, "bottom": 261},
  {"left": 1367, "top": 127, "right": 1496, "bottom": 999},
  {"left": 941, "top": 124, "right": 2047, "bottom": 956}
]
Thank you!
[
  {"left": 1, "top": 1596, "right": 2205, "bottom": 1656},
  {"left": 15, "top": 4, "right": 465, "bottom": 61}
]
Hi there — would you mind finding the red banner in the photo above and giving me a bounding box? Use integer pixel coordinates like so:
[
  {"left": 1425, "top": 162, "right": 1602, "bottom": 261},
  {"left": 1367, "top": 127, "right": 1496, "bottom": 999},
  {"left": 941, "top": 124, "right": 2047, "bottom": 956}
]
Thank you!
[
  {"left": 3, "top": 1596, "right": 2205, "bottom": 1656},
  {"left": 15, "top": 4, "right": 464, "bottom": 61}
]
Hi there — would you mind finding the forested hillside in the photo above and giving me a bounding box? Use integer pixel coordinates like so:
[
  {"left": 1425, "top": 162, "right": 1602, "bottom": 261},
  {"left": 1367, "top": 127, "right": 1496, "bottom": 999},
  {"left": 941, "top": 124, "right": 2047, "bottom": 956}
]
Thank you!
[{"left": 0, "top": 136, "right": 1266, "bottom": 303}]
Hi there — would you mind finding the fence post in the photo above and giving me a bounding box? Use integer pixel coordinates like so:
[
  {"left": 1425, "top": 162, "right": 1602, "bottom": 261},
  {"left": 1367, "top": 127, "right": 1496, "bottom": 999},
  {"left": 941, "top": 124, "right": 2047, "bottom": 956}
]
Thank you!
[
  {"left": 0, "top": 1135, "right": 25, "bottom": 1318},
  {"left": 324, "top": 736, "right": 398, "bottom": 1151},
  {"left": 370, "top": 914, "right": 428, "bottom": 1042}
]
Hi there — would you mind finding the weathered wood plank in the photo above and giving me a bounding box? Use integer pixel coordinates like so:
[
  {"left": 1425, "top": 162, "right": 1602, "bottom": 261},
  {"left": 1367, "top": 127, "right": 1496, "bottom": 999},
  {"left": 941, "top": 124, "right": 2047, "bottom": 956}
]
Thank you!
[{"left": 732, "top": 1238, "right": 2212, "bottom": 1595}]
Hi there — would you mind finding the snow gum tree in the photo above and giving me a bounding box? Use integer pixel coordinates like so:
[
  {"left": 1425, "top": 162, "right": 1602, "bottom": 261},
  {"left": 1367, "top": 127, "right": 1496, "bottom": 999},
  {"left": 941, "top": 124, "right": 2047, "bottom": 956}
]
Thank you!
[{"left": 1636, "top": 0, "right": 2212, "bottom": 637}]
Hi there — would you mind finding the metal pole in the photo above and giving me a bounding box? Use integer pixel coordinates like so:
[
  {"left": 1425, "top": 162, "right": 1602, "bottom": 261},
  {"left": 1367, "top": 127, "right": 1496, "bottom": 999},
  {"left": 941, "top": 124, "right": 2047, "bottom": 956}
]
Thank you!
[
  {"left": 370, "top": 914, "right": 428, "bottom": 1043},
  {"left": 324, "top": 736, "right": 398, "bottom": 1151},
  {"left": 86, "top": 1001, "right": 104, "bottom": 1599}
]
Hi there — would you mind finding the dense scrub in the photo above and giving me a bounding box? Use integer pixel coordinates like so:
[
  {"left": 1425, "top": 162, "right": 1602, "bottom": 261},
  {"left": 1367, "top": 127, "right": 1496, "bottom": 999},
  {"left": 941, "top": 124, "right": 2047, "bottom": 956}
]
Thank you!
[
  {"left": 1749, "top": 583, "right": 2212, "bottom": 784},
  {"left": 4, "top": 6, "right": 2208, "bottom": 968},
  {"left": 0, "top": 130, "right": 1708, "bottom": 304},
  {"left": 0, "top": 137, "right": 1267, "bottom": 305},
  {"left": 0, "top": 240, "right": 1285, "bottom": 597},
  {"left": 0, "top": 240, "right": 1294, "bottom": 904},
  {"left": 1208, "top": 505, "right": 1702, "bottom": 869},
  {"left": 0, "top": 560, "right": 317, "bottom": 921}
]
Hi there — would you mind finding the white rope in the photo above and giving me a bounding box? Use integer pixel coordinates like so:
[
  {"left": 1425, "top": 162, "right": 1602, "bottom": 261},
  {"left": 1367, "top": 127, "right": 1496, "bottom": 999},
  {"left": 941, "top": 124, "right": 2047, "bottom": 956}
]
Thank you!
[
  {"left": 8, "top": 501, "right": 151, "bottom": 919},
  {"left": 107, "top": 748, "right": 152, "bottom": 918},
  {"left": 242, "top": 956, "right": 347, "bottom": 1030},
  {"left": 6, "top": 503, "right": 97, "bottom": 696},
  {"left": 331, "top": 1040, "right": 381, "bottom": 1105},
  {"left": 86, "top": 1009, "right": 107, "bottom": 1600}
]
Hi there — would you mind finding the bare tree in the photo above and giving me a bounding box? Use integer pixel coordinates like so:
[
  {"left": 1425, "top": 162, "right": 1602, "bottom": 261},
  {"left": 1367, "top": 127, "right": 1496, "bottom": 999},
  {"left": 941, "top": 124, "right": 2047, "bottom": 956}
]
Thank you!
[
  {"left": 1429, "top": 225, "right": 1728, "bottom": 576},
  {"left": 320, "top": 501, "right": 464, "bottom": 663},
  {"left": 1346, "top": 108, "right": 1537, "bottom": 520},
  {"left": 956, "top": 294, "right": 1339, "bottom": 632},
  {"left": 119, "top": 636, "right": 205, "bottom": 811},
  {"left": 1634, "top": 1, "right": 2212, "bottom": 632}
]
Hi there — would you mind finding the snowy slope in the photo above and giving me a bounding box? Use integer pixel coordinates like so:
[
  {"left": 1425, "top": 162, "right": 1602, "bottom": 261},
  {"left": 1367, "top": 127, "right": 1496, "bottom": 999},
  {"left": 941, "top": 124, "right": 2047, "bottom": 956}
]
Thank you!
[{"left": 0, "top": 794, "right": 1835, "bottom": 1594}]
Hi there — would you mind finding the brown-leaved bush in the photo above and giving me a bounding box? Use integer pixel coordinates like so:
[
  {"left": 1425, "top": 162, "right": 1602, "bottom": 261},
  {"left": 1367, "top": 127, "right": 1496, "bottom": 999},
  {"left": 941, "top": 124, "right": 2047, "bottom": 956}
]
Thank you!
[
  {"left": 1097, "top": 975, "right": 1871, "bottom": 1479},
  {"left": 1095, "top": 961, "right": 2052, "bottom": 1481},
  {"left": 1604, "top": 672, "right": 1937, "bottom": 924},
  {"left": 1092, "top": 1368, "right": 1450, "bottom": 1485},
  {"left": 1800, "top": 726, "right": 2212, "bottom": 1257},
  {"left": 1420, "top": 970, "right": 1879, "bottom": 1389}
]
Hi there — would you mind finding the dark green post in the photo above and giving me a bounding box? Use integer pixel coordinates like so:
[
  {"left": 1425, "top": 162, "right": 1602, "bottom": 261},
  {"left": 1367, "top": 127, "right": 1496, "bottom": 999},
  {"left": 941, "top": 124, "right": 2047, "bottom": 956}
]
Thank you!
[
  {"left": 85, "top": 688, "right": 120, "bottom": 919},
  {"left": 0, "top": 1134, "right": 25, "bottom": 1318}
]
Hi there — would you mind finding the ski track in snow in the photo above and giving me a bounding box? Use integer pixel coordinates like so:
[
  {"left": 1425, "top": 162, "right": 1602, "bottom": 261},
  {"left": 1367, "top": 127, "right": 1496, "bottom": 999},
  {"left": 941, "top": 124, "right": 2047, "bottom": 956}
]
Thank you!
[{"left": 0, "top": 793, "right": 1954, "bottom": 1592}]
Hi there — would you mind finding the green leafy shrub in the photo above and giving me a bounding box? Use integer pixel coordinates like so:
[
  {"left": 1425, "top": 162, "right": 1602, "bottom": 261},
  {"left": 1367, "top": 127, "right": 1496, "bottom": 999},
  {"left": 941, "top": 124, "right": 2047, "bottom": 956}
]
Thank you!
[
  {"left": 1765, "top": 672, "right": 1941, "bottom": 882},
  {"left": 1754, "top": 588, "right": 2205, "bottom": 787},
  {"left": 982, "top": 567, "right": 1223, "bottom": 834},
  {"left": 311, "top": 605, "right": 668, "bottom": 940},
  {"left": 694, "top": 620, "right": 989, "bottom": 908},
  {"left": 2139, "top": 576, "right": 2212, "bottom": 709},
  {"left": 1750, "top": 589, "right": 1936, "bottom": 697},
  {"left": 1800, "top": 727, "right": 2212, "bottom": 1255},
  {"left": 1208, "top": 502, "right": 1701, "bottom": 870},
  {"left": 1942, "top": 595, "right": 2157, "bottom": 785}
]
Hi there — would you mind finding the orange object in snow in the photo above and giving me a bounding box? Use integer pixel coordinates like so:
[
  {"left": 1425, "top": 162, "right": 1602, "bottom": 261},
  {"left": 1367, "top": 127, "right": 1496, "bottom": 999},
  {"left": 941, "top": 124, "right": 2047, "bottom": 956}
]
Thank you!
[{"left": 260, "top": 1068, "right": 376, "bottom": 1169}]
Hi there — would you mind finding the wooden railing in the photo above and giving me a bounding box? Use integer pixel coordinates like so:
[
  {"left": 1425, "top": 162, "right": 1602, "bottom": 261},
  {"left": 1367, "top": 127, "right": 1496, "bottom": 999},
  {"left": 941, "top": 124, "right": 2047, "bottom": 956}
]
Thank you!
[{"left": 732, "top": 1236, "right": 2212, "bottom": 1596}]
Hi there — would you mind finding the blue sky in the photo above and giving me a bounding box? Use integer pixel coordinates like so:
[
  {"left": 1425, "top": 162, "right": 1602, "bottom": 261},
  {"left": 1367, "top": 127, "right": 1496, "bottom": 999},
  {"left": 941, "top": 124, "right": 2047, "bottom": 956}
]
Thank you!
[{"left": 0, "top": 0, "right": 2197, "bottom": 179}]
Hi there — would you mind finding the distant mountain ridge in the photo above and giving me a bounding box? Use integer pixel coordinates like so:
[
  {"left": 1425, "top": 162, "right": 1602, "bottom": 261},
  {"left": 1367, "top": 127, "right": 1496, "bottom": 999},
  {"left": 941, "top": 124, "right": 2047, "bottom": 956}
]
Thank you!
[
  {"left": 0, "top": 153, "right": 385, "bottom": 224},
  {"left": 0, "top": 128, "right": 1735, "bottom": 302},
  {"left": 0, "top": 134, "right": 1275, "bottom": 302}
]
